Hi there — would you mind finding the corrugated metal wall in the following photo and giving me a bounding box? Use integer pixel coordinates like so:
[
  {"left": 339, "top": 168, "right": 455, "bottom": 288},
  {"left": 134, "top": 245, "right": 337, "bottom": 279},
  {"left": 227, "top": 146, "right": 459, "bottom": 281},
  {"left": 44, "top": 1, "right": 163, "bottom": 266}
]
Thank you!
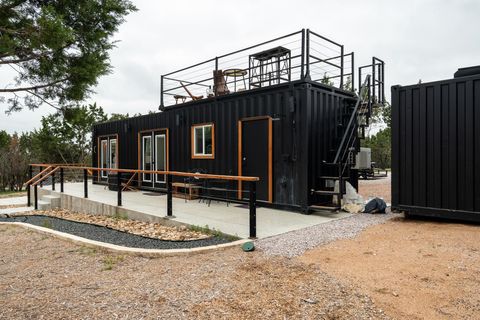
[
  {"left": 392, "top": 74, "right": 480, "bottom": 221},
  {"left": 92, "top": 81, "right": 353, "bottom": 211}
]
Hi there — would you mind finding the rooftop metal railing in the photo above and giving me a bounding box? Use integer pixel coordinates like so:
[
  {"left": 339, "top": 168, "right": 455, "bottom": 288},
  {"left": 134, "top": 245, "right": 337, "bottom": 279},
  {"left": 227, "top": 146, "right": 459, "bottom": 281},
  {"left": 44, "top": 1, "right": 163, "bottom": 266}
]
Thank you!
[{"left": 160, "top": 29, "right": 355, "bottom": 108}]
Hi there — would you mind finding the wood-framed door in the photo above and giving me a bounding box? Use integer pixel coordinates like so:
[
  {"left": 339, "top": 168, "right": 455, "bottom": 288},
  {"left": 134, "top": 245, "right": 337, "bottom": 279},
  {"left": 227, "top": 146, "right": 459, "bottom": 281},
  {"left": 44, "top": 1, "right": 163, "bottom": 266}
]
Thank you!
[
  {"left": 237, "top": 116, "right": 273, "bottom": 202},
  {"left": 97, "top": 135, "right": 118, "bottom": 181},
  {"left": 138, "top": 128, "right": 169, "bottom": 189}
]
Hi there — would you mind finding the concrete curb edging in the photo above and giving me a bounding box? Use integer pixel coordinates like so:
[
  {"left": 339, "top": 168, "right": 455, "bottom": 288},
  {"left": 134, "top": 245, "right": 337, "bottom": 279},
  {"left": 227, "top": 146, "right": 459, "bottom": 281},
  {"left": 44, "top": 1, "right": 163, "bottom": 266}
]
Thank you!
[{"left": 0, "top": 222, "right": 249, "bottom": 257}]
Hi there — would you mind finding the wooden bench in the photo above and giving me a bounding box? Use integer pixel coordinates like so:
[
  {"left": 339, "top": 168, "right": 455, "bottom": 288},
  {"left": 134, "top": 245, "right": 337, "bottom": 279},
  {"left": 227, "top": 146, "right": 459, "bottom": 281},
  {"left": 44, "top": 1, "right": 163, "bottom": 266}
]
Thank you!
[{"left": 172, "top": 182, "right": 201, "bottom": 200}]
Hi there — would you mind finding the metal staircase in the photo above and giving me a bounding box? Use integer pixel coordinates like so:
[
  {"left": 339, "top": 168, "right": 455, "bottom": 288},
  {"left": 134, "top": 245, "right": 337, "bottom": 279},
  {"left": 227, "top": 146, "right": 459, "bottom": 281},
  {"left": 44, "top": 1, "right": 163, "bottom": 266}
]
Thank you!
[{"left": 310, "top": 58, "right": 385, "bottom": 212}]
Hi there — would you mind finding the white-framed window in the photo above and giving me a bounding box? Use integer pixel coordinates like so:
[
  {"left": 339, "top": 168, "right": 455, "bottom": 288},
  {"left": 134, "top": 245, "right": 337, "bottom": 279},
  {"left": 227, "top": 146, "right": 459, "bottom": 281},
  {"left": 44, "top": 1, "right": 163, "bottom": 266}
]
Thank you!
[{"left": 191, "top": 123, "right": 214, "bottom": 159}]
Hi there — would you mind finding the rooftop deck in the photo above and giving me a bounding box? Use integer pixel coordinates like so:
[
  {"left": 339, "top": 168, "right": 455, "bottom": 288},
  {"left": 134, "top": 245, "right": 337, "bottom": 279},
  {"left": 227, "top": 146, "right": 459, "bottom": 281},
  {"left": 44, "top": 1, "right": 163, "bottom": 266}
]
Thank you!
[
  {"left": 160, "top": 29, "right": 357, "bottom": 108},
  {"left": 37, "top": 182, "right": 351, "bottom": 239}
]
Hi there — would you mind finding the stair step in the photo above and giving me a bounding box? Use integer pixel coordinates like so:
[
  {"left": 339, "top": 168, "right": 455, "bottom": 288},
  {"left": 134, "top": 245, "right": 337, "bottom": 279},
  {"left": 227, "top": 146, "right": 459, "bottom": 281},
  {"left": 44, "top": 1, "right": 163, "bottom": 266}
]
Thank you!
[
  {"left": 41, "top": 194, "right": 60, "bottom": 209},
  {"left": 37, "top": 200, "right": 51, "bottom": 211},
  {"left": 313, "top": 190, "right": 342, "bottom": 195},
  {"left": 309, "top": 205, "right": 341, "bottom": 211},
  {"left": 319, "top": 176, "right": 350, "bottom": 180}
]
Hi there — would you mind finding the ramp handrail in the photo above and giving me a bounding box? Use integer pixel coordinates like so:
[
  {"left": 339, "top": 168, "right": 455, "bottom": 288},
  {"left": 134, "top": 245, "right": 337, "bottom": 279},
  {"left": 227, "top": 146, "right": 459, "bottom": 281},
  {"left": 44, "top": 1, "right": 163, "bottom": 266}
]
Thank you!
[{"left": 27, "top": 164, "right": 260, "bottom": 238}]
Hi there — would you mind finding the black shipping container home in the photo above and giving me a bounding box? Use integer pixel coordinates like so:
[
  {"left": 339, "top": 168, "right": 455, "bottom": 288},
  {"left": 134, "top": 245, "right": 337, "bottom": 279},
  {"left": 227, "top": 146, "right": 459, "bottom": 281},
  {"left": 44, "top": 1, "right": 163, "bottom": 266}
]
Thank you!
[
  {"left": 92, "top": 29, "right": 385, "bottom": 212},
  {"left": 391, "top": 66, "right": 480, "bottom": 222}
]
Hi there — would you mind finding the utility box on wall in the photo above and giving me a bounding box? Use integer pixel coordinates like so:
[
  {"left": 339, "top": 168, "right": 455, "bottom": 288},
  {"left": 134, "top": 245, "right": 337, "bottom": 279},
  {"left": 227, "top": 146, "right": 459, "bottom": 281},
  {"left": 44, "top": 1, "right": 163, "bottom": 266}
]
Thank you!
[{"left": 391, "top": 66, "right": 480, "bottom": 222}]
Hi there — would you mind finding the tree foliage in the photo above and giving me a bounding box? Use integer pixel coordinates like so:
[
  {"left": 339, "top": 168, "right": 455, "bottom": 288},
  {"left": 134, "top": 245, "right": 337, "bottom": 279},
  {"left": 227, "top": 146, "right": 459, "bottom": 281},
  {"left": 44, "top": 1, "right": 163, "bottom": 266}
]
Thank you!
[
  {"left": 0, "top": 0, "right": 136, "bottom": 113},
  {"left": 362, "top": 102, "right": 392, "bottom": 169},
  {"left": 0, "top": 133, "right": 29, "bottom": 191},
  {"left": 26, "top": 103, "right": 109, "bottom": 164}
]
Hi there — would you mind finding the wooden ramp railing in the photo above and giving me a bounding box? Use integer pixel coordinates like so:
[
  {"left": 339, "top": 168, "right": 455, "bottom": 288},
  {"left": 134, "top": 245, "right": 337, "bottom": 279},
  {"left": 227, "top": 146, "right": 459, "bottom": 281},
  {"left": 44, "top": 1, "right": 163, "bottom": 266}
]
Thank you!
[{"left": 26, "top": 164, "right": 260, "bottom": 238}]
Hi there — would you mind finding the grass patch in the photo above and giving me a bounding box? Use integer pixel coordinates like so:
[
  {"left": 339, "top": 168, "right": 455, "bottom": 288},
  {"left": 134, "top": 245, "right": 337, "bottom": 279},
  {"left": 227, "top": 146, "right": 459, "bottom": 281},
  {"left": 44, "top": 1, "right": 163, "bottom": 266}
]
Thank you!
[
  {"left": 112, "top": 211, "right": 128, "bottom": 221},
  {"left": 101, "top": 255, "right": 125, "bottom": 271},
  {"left": 189, "top": 224, "right": 240, "bottom": 241},
  {"left": 76, "top": 246, "right": 98, "bottom": 256},
  {"left": 41, "top": 219, "right": 53, "bottom": 229}
]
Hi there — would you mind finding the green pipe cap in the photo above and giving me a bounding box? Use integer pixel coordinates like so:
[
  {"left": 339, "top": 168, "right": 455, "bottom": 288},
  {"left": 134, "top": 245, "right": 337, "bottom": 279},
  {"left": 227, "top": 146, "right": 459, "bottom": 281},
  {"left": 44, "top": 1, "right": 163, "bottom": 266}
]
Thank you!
[{"left": 242, "top": 241, "right": 255, "bottom": 252}]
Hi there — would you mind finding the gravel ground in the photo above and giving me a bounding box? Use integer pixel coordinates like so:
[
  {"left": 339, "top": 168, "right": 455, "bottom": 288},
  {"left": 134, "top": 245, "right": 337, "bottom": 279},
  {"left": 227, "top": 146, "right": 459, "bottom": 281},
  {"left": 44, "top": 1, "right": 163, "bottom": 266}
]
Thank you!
[
  {"left": 257, "top": 174, "right": 395, "bottom": 258},
  {"left": 0, "top": 215, "right": 231, "bottom": 249},
  {"left": 257, "top": 213, "right": 395, "bottom": 257},
  {"left": 0, "top": 224, "right": 390, "bottom": 319}
]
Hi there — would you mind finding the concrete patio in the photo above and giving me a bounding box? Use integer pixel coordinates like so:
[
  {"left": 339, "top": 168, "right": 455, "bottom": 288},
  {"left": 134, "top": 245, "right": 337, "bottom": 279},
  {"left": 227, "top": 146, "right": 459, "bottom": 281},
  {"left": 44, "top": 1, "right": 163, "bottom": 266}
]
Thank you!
[{"left": 29, "top": 182, "right": 351, "bottom": 239}]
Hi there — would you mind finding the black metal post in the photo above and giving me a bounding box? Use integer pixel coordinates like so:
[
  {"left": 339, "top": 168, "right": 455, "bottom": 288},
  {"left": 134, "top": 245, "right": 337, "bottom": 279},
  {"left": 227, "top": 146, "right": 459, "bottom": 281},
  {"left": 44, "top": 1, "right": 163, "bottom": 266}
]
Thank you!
[
  {"left": 27, "top": 165, "right": 32, "bottom": 207},
  {"left": 34, "top": 184, "right": 38, "bottom": 210},
  {"left": 117, "top": 172, "right": 122, "bottom": 206},
  {"left": 372, "top": 57, "right": 376, "bottom": 102},
  {"left": 84, "top": 169, "right": 88, "bottom": 198},
  {"left": 160, "top": 75, "right": 164, "bottom": 108},
  {"left": 215, "top": 56, "right": 218, "bottom": 71},
  {"left": 338, "top": 162, "right": 343, "bottom": 208},
  {"left": 351, "top": 52, "right": 355, "bottom": 92},
  {"left": 39, "top": 168, "right": 43, "bottom": 188},
  {"left": 52, "top": 170, "right": 56, "bottom": 191},
  {"left": 340, "top": 45, "right": 344, "bottom": 89},
  {"left": 60, "top": 168, "right": 64, "bottom": 192},
  {"left": 300, "top": 29, "right": 305, "bottom": 80},
  {"left": 166, "top": 174, "right": 172, "bottom": 217},
  {"left": 249, "top": 181, "right": 257, "bottom": 239},
  {"left": 305, "top": 29, "right": 310, "bottom": 79}
]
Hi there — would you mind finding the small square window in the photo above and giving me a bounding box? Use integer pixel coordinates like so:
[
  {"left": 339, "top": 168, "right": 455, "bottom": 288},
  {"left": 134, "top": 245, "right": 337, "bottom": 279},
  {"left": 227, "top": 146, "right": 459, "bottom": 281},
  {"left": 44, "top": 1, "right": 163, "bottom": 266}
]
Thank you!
[{"left": 192, "top": 123, "right": 214, "bottom": 159}]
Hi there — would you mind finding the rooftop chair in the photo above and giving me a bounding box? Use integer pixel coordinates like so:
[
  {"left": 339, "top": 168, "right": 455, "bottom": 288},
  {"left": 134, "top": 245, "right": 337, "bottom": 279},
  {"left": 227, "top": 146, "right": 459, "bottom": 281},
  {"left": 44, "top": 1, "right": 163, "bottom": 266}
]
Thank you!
[{"left": 180, "top": 82, "right": 203, "bottom": 101}]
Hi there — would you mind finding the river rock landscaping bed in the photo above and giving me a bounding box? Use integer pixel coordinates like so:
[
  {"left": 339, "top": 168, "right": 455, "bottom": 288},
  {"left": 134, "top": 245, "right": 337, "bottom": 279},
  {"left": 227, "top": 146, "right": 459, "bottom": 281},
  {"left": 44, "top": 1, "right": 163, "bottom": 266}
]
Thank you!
[
  {"left": 0, "top": 215, "right": 233, "bottom": 249},
  {"left": 14, "top": 209, "right": 210, "bottom": 241}
]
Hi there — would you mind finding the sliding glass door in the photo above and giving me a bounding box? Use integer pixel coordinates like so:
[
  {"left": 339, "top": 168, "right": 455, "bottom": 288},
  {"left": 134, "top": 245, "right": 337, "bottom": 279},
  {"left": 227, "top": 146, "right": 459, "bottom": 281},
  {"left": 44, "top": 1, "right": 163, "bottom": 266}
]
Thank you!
[{"left": 99, "top": 136, "right": 118, "bottom": 180}]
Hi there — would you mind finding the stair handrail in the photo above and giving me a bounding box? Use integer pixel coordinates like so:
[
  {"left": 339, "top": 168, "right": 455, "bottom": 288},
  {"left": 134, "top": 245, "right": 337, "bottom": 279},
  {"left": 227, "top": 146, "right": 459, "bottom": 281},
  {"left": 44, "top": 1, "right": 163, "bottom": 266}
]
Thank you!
[
  {"left": 24, "top": 166, "right": 53, "bottom": 186},
  {"left": 32, "top": 166, "right": 61, "bottom": 186},
  {"left": 333, "top": 74, "right": 371, "bottom": 165}
]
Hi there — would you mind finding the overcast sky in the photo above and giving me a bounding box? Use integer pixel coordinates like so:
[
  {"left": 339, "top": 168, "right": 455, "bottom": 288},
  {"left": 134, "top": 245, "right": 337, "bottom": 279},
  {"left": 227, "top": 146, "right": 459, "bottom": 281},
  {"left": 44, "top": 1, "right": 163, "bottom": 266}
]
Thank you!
[{"left": 1, "top": 0, "right": 479, "bottom": 133}]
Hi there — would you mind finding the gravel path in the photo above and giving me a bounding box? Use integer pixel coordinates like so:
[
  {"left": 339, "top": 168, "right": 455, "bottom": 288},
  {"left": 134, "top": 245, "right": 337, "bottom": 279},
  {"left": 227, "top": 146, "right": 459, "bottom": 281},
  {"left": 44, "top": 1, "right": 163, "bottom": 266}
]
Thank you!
[
  {"left": 257, "top": 213, "right": 395, "bottom": 257},
  {"left": 0, "top": 215, "right": 231, "bottom": 249}
]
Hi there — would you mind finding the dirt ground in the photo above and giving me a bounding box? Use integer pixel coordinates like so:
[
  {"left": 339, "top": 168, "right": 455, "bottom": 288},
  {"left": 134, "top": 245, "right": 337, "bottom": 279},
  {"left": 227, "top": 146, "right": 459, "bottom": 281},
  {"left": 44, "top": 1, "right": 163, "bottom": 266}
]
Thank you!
[
  {"left": 299, "top": 217, "right": 480, "bottom": 319},
  {"left": 358, "top": 174, "right": 391, "bottom": 203},
  {"left": 0, "top": 225, "right": 388, "bottom": 320}
]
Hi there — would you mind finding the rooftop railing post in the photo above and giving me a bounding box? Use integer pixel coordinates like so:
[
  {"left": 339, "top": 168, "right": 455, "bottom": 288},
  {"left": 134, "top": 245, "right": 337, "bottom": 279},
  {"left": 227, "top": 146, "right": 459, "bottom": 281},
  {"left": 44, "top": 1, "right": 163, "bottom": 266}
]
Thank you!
[
  {"left": 39, "top": 168, "right": 43, "bottom": 188},
  {"left": 160, "top": 75, "right": 164, "bottom": 109},
  {"left": 340, "top": 45, "right": 344, "bottom": 89},
  {"left": 27, "top": 165, "right": 32, "bottom": 207},
  {"left": 52, "top": 169, "right": 56, "bottom": 191},
  {"left": 351, "top": 52, "right": 355, "bottom": 92},
  {"left": 34, "top": 184, "right": 38, "bottom": 210},
  {"left": 305, "top": 29, "right": 310, "bottom": 79},
  {"left": 215, "top": 56, "right": 218, "bottom": 71},
  {"left": 83, "top": 169, "right": 88, "bottom": 198},
  {"left": 166, "top": 174, "right": 173, "bottom": 217},
  {"left": 372, "top": 57, "right": 376, "bottom": 103},
  {"left": 60, "top": 168, "right": 64, "bottom": 192},
  {"left": 300, "top": 29, "right": 305, "bottom": 80},
  {"left": 117, "top": 172, "right": 122, "bottom": 206},
  {"left": 249, "top": 180, "right": 257, "bottom": 239}
]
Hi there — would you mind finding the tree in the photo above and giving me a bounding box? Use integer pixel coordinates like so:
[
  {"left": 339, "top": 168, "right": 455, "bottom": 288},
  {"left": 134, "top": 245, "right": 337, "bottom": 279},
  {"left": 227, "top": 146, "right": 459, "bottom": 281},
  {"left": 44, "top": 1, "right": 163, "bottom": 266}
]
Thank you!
[
  {"left": 0, "top": 130, "right": 10, "bottom": 149},
  {"left": 0, "top": 0, "right": 136, "bottom": 113},
  {"left": 362, "top": 102, "right": 392, "bottom": 168},
  {"left": 0, "top": 133, "right": 29, "bottom": 191},
  {"left": 28, "top": 103, "right": 108, "bottom": 164}
]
